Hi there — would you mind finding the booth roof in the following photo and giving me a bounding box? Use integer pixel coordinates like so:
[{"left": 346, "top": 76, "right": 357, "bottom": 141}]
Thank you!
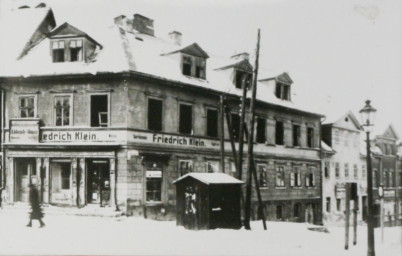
[{"left": 173, "top": 173, "right": 244, "bottom": 185}]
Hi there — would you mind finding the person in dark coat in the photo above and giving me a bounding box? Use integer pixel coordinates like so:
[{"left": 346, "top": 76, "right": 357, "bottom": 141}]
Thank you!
[{"left": 26, "top": 184, "right": 45, "bottom": 227}]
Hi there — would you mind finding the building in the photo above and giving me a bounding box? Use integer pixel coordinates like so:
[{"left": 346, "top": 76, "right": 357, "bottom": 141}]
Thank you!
[
  {"left": 321, "top": 111, "right": 368, "bottom": 224},
  {"left": 0, "top": 6, "right": 323, "bottom": 223}
]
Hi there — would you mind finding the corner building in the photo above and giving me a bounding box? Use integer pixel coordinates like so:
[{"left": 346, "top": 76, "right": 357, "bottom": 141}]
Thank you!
[{"left": 0, "top": 7, "right": 323, "bottom": 223}]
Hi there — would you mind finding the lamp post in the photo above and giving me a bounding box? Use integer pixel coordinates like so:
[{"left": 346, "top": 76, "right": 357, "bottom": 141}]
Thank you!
[{"left": 359, "top": 100, "right": 377, "bottom": 256}]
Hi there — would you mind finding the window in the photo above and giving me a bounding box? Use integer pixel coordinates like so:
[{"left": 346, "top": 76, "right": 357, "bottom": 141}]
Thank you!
[
  {"left": 294, "top": 203, "right": 301, "bottom": 218},
  {"left": 257, "top": 164, "right": 267, "bottom": 188},
  {"left": 206, "top": 109, "right": 218, "bottom": 137},
  {"left": 290, "top": 166, "right": 301, "bottom": 187},
  {"left": 335, "top": 163, "right": 340, "bottom": 178},
  {"left": 389, "top": 169, "right": 394, "bottom": 187},
  {"left": 234, "top": 71, "right": 252, "bottom": 89},
  {"left": 373, "top": 169, "right": 379, "bottom": 187},
  {"left": 182, "top": 55, "right": 206, "bottom": 79},
  {"left": 256, "top": 118, "right": 266, "bottom": 143},
  {"left": 353, "top": 164, "right": 358, "bottom": 179},
  {"left": 307, "top": 127, "right": 314, "bottom": 148},
  {"left": 61, "top": 163, "right": 71, "bottom": 190},
  {"left": 54, "top": 95, "right": 71, "bottom": 126},
  {"left": 306, "top": 168, "right": 316, "bottom": 187},
  {"left": 275, "top": 166, "right": 285, "bottom": 187},
  {"left": 383, "top": 169, "right": 389, "bottom": 187},
  {"left": 179, "top": 104, "right": 192, "bottom": 134},
  {"left": 362, "top": 165, "right": 366, "bottom": 178},
  {"left": 69, "top": 40, "right": 83, "bottom": 62},
  {"left": 344, "top": 163, "right": 349, "bottom": 178},
  {"left": 275, "top": 121, "right": 284, "bottom": 145},
  {"left": 146, "top": 169, "right": 162, "bottom": 202},
  {"left": 52, "top": 41, "right": 65, "bottom": 62},
  {"left": 206, "top": 161, "right": 220, "bottom": 173},
  {"left": 292, "top": 124, "right": 301, "bottom": 146},
  {"left": 336, "top": 199, "right": 341, "bottom": 211},
  {"left": 275, "top": 82, "right": 291, "bottom": 100},
  {"left": 276, "top": 205, "right": 283, "bottom": 220},
  {"left": 326, "top": 197, "right": 331, "bottom": 213},
  {"left": 231, "top": 113, "right": 240, "bottom": 142},
  {"left": 148, "top": 98, "right": 163, "bottom": 131},
  {"left": 324, "top": 162, "right": 330, "bottom": 178},
  {"left": 90, "top": 95, "right": 108, "bottom": 127},
  {"left": 19, "top": 96, "right": 35, "bottom": 118},
  {"left": 179, "top": 160, "right": 193, "bottom": 176}
]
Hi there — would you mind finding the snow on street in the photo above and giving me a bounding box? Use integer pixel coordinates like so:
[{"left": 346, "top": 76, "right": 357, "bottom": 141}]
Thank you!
[{"left": 0, "top": 211, "right": 400, "bottom": 256}]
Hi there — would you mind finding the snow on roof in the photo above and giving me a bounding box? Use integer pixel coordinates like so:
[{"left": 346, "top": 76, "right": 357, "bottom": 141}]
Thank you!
[
  {"left": 321, "top": 141, "right": 335, "bottom": 153},
  {"left": 0, "top": 7, "right": 323, "bottom": 117},
  {"left": 173, "top": 173, "right": 244, "bottom": 185}
]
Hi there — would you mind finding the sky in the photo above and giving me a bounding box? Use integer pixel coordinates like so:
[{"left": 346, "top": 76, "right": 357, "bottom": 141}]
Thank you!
[{"left": 1, "top": 0, "right": 401, "bottom": 137}]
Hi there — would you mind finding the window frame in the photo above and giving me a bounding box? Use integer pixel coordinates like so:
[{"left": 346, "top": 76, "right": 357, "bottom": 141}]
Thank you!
[
  {"left": 324, "top": 161, "right": 330, "bottom": 178},
  {"left": 256, "top": 117, "right": 266, "bottom": 144},
  {"left": 53, "top": 93, "right": 73, "bottom": 127},
  {"left": 275, "top": 165, "right": 285, "bottom": 187},
  {"left": 145, "top": 168, "right": 163, "bottom": 203},
  {"left": 178, "top": 159, "right": 193, "bottom": 176},
  {"left": 335, "top": 162, "right": 340, "bottom": 178},
  {"left": 292, "top": 124, "right": 301, "bottom": 147},
  {"left": 206, "top": 107, "right": 218, "bottom": 138},
  {"left": 69, "top": 39, "right": 83, "bottom": 62},
  {"left": 344, "top": 163, "right": 349, "bottom": 178},
  {"left": 257, "top": 164, "right": 268, "bottom": 188},
  {"left": 275, "top": 82, "right": 291, "bottom": 101},
  {"left": 307, "top": 127, "right": 314, "bottom": 148},
  {"left": 178, "top": 102, "right": 193, "bottom": 135},
  {"left": 275, "top": 120, "right": 284, "bottom": 145},
  {"left": 306, "top": 167, "right": 316, "bottom": 187},
  {"left": 181, "top": 53, "right": 207, "bottom": 80},
  {"left": 234, "top": 70, "right": 252, "bottom": 89},
  {"left": 18, "top": 94, "right": 37, "bottom": 118},
  {"left": 353, "top": 164, "right": 358, "bottom": 179},
  {"left": 147, "top": 97, "right": 164, "bottom": 132},
  {"left": 290, "top": 166, "right": 302, "bottom": 187},
  {"left": 89, "top": 92, "right": 110, "bottom": 127},
  {"left": 206, "top": 160, "right": 220, "bottom": 173},
  {"left": 51, "top": 40, "right": 65, "bottom": 63}
]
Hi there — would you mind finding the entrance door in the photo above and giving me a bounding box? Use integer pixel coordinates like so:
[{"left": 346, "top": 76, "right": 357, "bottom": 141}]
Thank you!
[
  {"left": 87, "top": 160, "right": 110, "bottom": 206},
  {"left": 15, "top": 158, "right": 37, "bottom": 202}
]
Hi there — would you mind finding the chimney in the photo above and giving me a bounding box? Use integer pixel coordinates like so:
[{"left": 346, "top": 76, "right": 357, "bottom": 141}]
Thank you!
[
  {"left": 168, "top": 31, "right": 182, "bottom": 46},
  {"left": 231, "top": 52, "right": 250, "bottom": 61},
  {"left": 133, "top": 14, "right": 154, "bottom": 36},
  {"left": 114, "top": 15, "right": 127, "bottom": 26}
]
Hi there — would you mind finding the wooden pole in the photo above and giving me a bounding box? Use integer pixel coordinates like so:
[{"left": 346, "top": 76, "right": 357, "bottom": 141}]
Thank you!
[
  {"left": 345, "top": 183, "right": 350, "bottom": 250},
  {"left": 220, "top": 95, "right": 225, "bottom": 173},
  {"left": 224, "top": 104, "right": 239, "bottom": 175},
  {"left": 244, "top": 29, "right": 261, "bottom": 230},
  {"left": 353, "top": 196, "right": 358, "bottom": 245},
  {"left": 238, "top": 73, "right": 248, "bottom": 180}
]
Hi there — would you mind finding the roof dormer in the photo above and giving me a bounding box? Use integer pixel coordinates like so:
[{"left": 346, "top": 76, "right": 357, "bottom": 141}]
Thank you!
[
  {"left": 215, "top": 53, "right": 253, "bottom": 89},
  {"left": 48, "top": 22, "right": 102, "bottom": 63},
  {"left": 274, "top": 72, "right": 293, "bottom": 101}
]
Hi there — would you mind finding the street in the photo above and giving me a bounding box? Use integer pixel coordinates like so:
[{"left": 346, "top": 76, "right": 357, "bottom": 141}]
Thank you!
[{"left": 0, "top": 211, "right": 400, "bottom": 256}]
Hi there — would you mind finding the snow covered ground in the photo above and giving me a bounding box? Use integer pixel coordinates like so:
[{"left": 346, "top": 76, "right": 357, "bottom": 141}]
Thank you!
[{"left": 0, "top": 211, "right": 400, "bottom": 256}]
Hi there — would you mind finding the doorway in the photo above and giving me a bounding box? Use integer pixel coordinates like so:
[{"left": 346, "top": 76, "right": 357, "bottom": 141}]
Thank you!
[
  {"left": 87, "top": 159, "right": 110, "bottom": 206},
  {"left": 15, "top": 158, "right": 37, "bottom": 202}
]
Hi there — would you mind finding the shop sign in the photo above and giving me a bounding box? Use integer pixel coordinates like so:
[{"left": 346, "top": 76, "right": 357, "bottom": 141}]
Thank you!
[
  {"left": 335, "top": 184, "right": 346, "bottom": 199},
  {"left": 9, "top": 119, "right": 39, "bottom": 143},
  {"left": 41, "top": 130, "right": 126, "bottom": 143},
  {"left": 384, "top": 190, "right": 395, "bottom": 197},
  {"left": 146, "top": 171, "right": 162, "bottom": 178}
]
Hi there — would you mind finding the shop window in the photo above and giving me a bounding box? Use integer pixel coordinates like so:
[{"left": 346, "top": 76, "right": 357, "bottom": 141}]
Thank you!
[
  {"left": 292, "top": 124, "right": 301, "bottom": 147},
  {"left": 336, "top": 199, "right": 341, "bottom": 211},
  {"left": 179, "top": 104, "right": 192, "bottom": 134},
  {"left": 324, "top": 162, "right": 330, "bottom": 178},
  {"left": 335, "top": 163, "right": 340, "bottom": 178},
  {"left": 206, "top": 161, "right": 220, "bottom": 173},
  {"left": 307, "top": 127, "right": 314, "bottom": 148},
  {"left": 19, "top": 96, "right": 35, "bottom": 118},
  {"left": 69, "top": 40, "right": 83, "bottom": 62},
  {"left": 275, "top": 166, "right": 285, "bottom": 187},
  {"left": 148, "top": 98, "right": 163, "bottom": 131},
  {"left": 206, "top": 109, "right": 218, "bottom": 137},
  {"left": 276, "top": 205, "right": 283, "bottom": 220},
  {"left": 275, "top": 82, "right": 291, "bottom": 101},
  {"left": 146, "top": 169, "right": 162, "bottom": 202},
  {"left": 353, "top": 164, "right": 358, "bottom": 179},
  {"left": 256, "top": 117, "right": 266, "bottom": 143},
  {"left": 294, "top": 203, "right": 301, "bottom": 218},
  {"left": 306, "top": 168, "right": 316, "bottom": 187},
  {"left": 52, "top": 41, "right": 65, "bottom": 62},
  {"left": 179, "top": 160, "right": 193, "bottom": 176},
  {"left": 257, "top": 164, "right": 267, "bottom": 188},
  {"left": 54, "top": 95, "right": 71, "bottom": 126},
  {"left": 90, "top": 95, "right": 108, "bottom": 127},
  {"left": 275, "top": 121, "right": 284, "bottom": 145},
  {"left": 344, "top": 163, "right": 349, "bottom": 178},
  {"left": 290, "top": 166, "right": 301, "bottom": 187},
  {"left": 51, "top": 162, "right": 71, "bottom": 193},
  {"left": 234, "top": 70, "right": 252, "bottom": 89},
  {"left": 231, "top": 113, "right": 240, "bottom": 142},
  {"left": 326, "top": 197, "right": 331, "bottom": 213}
]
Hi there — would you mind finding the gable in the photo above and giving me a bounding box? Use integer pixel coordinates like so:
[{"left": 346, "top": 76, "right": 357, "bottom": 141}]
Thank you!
[
  {"left": 180, "top": 43, "right": 209, "bottom": 59},
  {"left": 382, "top": 125, "right": 399, "bottom": 140},
  {"left": 215, "top": 59, "right": 253, "bottom": 73},
  {"left": 276, "top": 72, "right": 293, "bottom": 85},
  {"left": 49, "top": 22, "right": 102, "bottom": 48},
  {"left": 333, "top": 111, "right": 362, "bottom": 131}
]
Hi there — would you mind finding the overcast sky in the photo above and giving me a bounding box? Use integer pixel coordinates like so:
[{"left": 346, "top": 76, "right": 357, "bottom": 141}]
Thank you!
[{"left": 1, "top": 0, "right": 401, "bottom": 137}]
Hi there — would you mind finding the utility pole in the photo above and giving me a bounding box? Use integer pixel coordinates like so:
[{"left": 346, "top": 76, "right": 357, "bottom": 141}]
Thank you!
[
  {"left": 244, "top": 29, "right": 261, "bottom": 230},
  {"left": 237, "top": 73, "right": 248, "bottom": 180},
  {"left": 220, "top": 95, "right": 225, "bottom": 173}
]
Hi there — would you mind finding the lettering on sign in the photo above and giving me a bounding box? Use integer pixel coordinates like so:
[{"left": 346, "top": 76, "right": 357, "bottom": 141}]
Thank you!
[
  {"left": 335, "top": 184, "right": 346, "bottom": 199},
  {"left": 152, "top": 134, "right": 205, "bottom": 147},
  {"left": 384, "top": 190, "right": 395, "bottom": 197},
  {"left": 41, "top": 130, "right": 126, "bottom": 143},
  {"left": 9, "top": 119, "right": 39, "bottom": 143}
]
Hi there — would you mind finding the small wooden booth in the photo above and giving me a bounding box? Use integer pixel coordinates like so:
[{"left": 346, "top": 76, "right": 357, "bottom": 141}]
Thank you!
[{"left": 173, "top": 173, "right": 244, "bottom": 230}]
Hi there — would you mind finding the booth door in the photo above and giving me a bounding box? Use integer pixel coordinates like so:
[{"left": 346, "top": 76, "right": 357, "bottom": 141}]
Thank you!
[
  {"left": 87, "top": 160, "right": 110, "bottom": 206},
  {"left": 15, "top": 158, "right": 37, "bottom": 202}
]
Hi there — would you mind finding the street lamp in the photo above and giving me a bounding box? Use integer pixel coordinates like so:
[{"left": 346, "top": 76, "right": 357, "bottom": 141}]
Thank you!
[{"left": 359, "top": 100, "right": 377, "bottom": 256}]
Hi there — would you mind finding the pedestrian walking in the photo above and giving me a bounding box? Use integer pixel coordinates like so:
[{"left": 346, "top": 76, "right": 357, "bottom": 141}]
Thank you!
[{"left": 26, "top": 184, "right": 45, "bottom": 228}]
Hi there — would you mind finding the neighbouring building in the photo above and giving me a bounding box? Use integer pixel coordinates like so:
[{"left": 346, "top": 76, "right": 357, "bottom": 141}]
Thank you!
[{"left": 0, "top": 6, "right": 323, "bottom": 223}]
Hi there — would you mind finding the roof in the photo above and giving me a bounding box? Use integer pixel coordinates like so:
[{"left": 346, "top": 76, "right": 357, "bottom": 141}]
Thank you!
[
  {"left": 173, "top": 173, "right": 244, "bottom": 185},
  {"left": 49, "top": 22, "right": 103, "bottom": 48},
  {"left": 259, "top": 72, "right": 293, "bottom": 84},
  {"left": 162, "top": 42, "right": 209, "bottom": 58},
  {"left": 377, "top": 124, "right": 399, "bottom": 141},
  {"left": 321, "top": 141, "right": 335, "bottom": 154},
  {"left": 323, "top": 110, "right": 362, "bottom": 131}
]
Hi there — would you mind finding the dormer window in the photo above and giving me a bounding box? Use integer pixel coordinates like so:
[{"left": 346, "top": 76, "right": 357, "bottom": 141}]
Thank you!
[
  {"left": 235, "top": 70, "right": 252, "bottom": 89},
  {"left": 52, "top": 41, "right": 65, "bottom": 62},
  {"left": 275, "top": 82, "right": 291, "bottom": 101},
  {"left": 52, "top": 39, "right": 83, "bottom": 63},
  {"left": 69, "top": 40, "right": 83, "bottom": 62},
  {"left": 181, "top": 54, "right": 206, "bottom": 79}
]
